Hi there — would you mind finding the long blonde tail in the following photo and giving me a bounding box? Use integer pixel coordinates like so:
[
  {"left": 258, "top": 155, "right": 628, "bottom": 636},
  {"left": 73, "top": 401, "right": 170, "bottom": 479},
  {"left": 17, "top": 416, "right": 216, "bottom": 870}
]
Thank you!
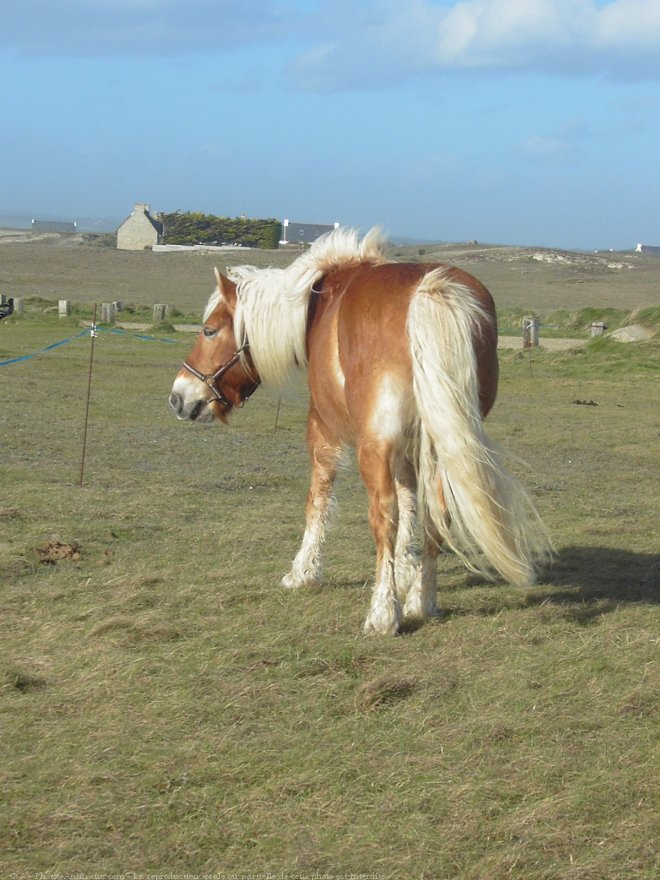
[{"left": 407, "top": 269, "right": 552, "bottom": 586}]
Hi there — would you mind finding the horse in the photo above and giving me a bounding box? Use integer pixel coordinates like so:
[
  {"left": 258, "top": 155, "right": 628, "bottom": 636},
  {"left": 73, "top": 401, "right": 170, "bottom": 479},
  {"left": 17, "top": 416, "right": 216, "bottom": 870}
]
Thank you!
[{"left": 169, "top": 227, "right": 552, "bottom": 635}]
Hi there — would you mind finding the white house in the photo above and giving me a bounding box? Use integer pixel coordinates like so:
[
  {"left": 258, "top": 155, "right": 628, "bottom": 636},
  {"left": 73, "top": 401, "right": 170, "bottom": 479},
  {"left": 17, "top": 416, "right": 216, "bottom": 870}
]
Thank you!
[
  {"left": 116, "top": 203, "right": 163, "bottom": 250},
  {"left": 635, "top": 243, "right": 660, "bottom": 256},
  {"left": 280, "top": 219, "right": 340, "bottom": 245}
]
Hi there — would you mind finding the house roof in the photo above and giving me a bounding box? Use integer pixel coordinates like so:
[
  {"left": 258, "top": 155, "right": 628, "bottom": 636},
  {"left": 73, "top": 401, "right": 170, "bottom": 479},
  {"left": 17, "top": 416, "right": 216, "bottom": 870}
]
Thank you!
[
  {"left": 118, "top": 203, "right": 163, "bottom": 234},
  {"left": 281, "top": 221, "right": 338, "bottom": 244}
]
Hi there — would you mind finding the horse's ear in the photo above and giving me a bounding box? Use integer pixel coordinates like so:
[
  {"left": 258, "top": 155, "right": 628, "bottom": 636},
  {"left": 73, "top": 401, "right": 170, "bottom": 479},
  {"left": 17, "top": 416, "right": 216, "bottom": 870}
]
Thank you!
[{"left": 213, "top": 267, "right": 237, "bottom": 312}]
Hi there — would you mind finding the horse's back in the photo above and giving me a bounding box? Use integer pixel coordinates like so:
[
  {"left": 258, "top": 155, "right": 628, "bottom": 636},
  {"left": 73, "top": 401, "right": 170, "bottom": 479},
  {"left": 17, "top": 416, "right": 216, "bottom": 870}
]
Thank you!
[{"left": 306, "top": 261, "right": 499, "bottom": 441}]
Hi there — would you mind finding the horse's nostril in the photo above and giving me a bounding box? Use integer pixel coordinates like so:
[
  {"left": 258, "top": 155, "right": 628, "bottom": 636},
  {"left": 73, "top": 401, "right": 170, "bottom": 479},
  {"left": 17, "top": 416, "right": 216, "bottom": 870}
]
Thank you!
[
  {"left": 190, "top": 400, "right": 205, "bottom": 421},
  {"left": 169, "top": 392, "right": 183, "bottom": 414}
]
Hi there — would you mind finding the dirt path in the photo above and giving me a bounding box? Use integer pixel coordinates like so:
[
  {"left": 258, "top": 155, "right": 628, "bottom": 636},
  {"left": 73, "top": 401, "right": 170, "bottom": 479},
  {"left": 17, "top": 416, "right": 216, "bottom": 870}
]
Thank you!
[{"left": 498, "top": 336, "right": 584, "bottom": 350}]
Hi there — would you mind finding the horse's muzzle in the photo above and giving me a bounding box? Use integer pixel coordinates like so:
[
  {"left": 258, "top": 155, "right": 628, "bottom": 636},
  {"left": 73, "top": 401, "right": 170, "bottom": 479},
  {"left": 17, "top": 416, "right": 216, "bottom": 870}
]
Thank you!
[{"left": 169, "top": 391, "right": 215, "bottom": 422}]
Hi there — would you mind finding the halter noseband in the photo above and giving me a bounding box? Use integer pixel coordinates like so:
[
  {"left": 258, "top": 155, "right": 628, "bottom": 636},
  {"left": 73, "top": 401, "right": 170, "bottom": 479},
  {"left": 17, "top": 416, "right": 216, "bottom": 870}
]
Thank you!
[{"left": 182, "top": 340, "right": 260, "bottom": 408}]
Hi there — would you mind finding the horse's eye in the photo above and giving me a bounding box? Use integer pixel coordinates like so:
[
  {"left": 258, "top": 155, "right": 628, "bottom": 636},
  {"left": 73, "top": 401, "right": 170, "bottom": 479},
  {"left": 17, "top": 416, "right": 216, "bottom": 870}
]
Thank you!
[{"left": 203, "top": 326, "right": 217, "bottom": 338}]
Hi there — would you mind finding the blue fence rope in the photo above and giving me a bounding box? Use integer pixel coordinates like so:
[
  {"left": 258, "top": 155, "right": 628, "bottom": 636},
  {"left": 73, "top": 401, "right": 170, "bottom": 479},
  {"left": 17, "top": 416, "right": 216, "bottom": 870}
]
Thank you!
[
  {"left": 0, "top": 324, "right": 184, "bottom": 368},
  {"left": 106, "top": 327, "right": 181, "bottom": 344},
  {"left": 0, "top": 329, "right": 90, "bottom": 367}
]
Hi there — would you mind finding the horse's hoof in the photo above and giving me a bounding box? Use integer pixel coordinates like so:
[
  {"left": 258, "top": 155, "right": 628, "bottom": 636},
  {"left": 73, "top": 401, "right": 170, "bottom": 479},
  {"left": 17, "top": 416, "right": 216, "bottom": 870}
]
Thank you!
[
  {"left": 403, "top": 597, "right": 440, "bottom": 620},
  {"left": 363, "top": 604, "right": 403, "bottom": 636},
  {"left": 281, "top": 571, "right": 321, "bottom": 590}
]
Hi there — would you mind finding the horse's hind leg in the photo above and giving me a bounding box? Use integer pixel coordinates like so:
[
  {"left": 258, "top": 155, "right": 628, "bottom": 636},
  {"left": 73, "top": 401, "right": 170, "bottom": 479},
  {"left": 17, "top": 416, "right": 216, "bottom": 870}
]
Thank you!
[
  {"left": 395, "top": 456, "right": 443, "bottom": 621},
  {"left": 394, "top": 455, "right": 420, "bottom": 601},
  {"left": 358, "top": 440, "right": 402, "bottom": 635},
  {"left": 403, "top": 500, "right": 443, "bottom": 620},
  {"left": 282, "top": 408, "right": 341, "bottom": 590}
]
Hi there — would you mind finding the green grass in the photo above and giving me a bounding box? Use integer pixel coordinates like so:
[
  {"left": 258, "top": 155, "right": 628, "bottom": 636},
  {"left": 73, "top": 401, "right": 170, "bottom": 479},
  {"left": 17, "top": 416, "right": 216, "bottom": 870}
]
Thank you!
[
  {"left": 503, "top": 334, "right": 660, "bottom": 378},
  {"left": 498, "top": 306, "right": 660, "bottom": 339},
  {"left": 629, "top": 304, "right": 660, "bottom": 328},
  {"left": 1, "top": 249, "right": 659, "bottom": 877},
  {"left": 8, "top": 297, "right": 201, "bottom": 328}
]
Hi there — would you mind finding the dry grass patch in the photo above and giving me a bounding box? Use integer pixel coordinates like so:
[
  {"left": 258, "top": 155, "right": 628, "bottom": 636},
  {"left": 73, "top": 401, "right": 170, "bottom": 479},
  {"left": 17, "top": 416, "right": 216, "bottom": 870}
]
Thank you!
[{"left": 0, "top": 250, "right": 658, "bottom": 877}]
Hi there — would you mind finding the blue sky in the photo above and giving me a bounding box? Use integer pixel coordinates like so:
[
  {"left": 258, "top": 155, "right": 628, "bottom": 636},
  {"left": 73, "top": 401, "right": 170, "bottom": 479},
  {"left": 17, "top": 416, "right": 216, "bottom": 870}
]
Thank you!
[{"left": 1, "top": 0, "right": 659, "bottom": 249}]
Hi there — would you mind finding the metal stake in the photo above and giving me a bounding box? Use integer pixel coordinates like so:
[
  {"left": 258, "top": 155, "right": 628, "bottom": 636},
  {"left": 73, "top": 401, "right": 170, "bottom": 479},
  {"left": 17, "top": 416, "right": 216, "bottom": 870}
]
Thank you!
[
  {"left": 79, "top": 305, "right": 98, "bottom": 486},
  {"left": 273, "top": 396, "right": 282, "bottom": 434}
]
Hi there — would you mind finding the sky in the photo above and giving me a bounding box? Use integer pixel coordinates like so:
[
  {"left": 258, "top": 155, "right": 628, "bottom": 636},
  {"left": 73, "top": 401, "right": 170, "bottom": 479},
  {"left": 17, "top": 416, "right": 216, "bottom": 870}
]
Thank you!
[{"left": 1, "top": 0, "right": 660, "bottom": 250}]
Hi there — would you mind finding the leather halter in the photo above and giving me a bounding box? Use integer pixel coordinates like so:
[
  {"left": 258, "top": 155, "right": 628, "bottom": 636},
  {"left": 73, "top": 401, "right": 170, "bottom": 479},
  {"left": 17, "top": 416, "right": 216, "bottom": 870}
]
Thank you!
[{"left": 182, "top": 340, "right": 260, "bottom": 408}]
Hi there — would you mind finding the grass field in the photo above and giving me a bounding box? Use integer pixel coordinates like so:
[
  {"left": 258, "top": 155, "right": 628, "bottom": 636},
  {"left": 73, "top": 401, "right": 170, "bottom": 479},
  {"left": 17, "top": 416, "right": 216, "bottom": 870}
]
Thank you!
[{"left": 1, "top": 237, "right": 658, "bottom": 878}]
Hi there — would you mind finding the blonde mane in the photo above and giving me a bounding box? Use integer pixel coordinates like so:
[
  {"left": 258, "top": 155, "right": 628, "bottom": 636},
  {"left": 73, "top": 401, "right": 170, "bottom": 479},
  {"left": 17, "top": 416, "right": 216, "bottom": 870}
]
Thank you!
[{"left": 217, "top": 226, "right": 388, "bottom": 386}]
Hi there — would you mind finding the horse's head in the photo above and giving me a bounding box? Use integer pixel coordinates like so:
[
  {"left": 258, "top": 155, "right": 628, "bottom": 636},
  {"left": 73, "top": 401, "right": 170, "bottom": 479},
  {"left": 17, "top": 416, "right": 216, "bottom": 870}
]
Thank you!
[{"left": 169, "top": 268, "right": 260, "bottom": 423}]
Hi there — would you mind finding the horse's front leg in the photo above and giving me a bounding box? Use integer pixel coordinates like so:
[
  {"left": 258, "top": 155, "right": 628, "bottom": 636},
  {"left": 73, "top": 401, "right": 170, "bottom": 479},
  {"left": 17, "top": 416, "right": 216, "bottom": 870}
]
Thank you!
[
  {"left": 282, "top": 408, "right": 341, "bottom": 590},
  {"left": 358, "top": 440, "right": 402, "bottom": 636}
]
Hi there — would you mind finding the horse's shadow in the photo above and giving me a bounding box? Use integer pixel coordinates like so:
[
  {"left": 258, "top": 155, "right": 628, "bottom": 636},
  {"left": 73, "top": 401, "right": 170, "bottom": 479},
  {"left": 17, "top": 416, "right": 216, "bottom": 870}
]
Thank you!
[
  {"left": 543, "top": 544, "right": 658, "bottom": 601},
  {"left": 439, "top": 545, "right": 659, "bottom": 628},
  {"left": 526, "top": 544, "right": 659, "bottom": 622},
  {"left": 325, "top": 546, "right": 658, "bottom": 632}
]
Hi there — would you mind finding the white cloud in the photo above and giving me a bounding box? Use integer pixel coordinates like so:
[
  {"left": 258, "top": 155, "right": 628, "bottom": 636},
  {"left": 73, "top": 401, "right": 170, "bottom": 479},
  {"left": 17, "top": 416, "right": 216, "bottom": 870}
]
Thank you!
[
  {"left": 596, "top": 0, "right": 660, "bottom": 46},
  {"left": 291, "top": 0, "right": 660, "bottom": 86},
  {"left": 434, "top": 0, "right": 587, "bottom": 63},
  {"left": 428, "top": 0, "right": 660, "bottom": 67},
  {"left": 2, "top": 1, "right": 660, "bottom": 84}
]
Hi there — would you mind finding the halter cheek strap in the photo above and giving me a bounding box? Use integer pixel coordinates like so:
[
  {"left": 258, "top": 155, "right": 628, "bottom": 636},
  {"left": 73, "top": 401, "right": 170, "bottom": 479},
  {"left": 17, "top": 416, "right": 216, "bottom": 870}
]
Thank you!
[{"left": 182, "top": 341, "right": 260, "bottom": 408}]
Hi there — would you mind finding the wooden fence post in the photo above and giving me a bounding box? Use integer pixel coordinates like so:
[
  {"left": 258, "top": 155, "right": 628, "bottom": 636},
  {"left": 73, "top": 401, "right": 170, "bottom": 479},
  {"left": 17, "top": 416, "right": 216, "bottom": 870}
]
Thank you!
[
  {"left": 153, "top": 304, "right": 167, "bottom": 324},
  {"left": 101, "top": 302, "right": 116, "bottom": 324},
  {"left": 523, "top": 315, "right": 540, "bottom": 348},
  {"left": 59, "top": 300, "right": 71, "bottom": 318},
  {"left": 14, "top": 297, "right": 25, "bottom": 314}
]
